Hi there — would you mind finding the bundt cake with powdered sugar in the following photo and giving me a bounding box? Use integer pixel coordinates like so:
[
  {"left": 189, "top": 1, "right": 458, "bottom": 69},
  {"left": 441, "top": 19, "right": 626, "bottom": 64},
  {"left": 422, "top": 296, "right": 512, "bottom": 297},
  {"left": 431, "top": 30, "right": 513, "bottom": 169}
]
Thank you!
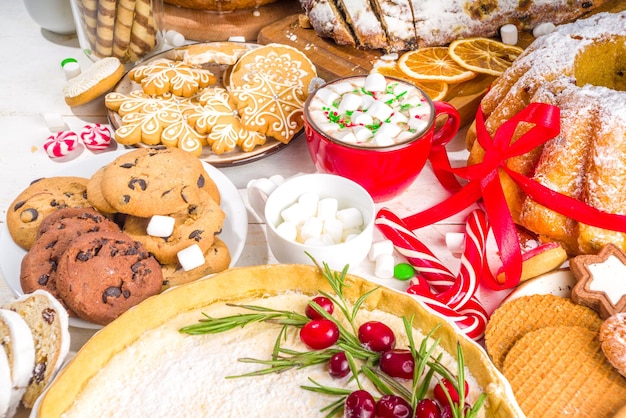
[
  {"left": 466, "top": 11, "right": 626, "bottom": 255},
  {"left": 300, "top": 0, "right": 612, "bottom": 51}
]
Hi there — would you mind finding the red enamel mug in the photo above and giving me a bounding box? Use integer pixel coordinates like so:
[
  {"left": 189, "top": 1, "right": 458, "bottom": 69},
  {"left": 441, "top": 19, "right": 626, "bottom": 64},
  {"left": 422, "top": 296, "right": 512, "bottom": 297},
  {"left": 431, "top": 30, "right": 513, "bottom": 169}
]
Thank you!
[{"left": 303, "top": 75, "right": 460, "bottom": 202}]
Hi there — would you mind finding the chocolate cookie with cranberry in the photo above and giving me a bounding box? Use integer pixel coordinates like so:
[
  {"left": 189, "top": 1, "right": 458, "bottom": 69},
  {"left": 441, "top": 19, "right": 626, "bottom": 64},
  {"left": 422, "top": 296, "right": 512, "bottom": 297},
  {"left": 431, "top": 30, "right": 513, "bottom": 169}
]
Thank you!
[{"left": 55, "top": 231, "right": 163, "bottom": 325}]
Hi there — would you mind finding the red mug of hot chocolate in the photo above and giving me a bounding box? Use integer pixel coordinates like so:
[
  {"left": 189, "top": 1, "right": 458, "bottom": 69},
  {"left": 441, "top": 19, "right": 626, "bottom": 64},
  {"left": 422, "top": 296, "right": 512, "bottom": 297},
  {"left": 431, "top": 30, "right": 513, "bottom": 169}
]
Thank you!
[{"left": 303, "top": 74, "right": 460, "bottom": 202}]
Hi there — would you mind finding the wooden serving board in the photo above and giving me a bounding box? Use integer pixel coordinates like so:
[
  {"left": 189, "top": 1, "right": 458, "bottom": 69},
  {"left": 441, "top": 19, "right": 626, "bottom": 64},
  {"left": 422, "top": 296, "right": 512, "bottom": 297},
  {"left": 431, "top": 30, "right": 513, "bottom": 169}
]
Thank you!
[
  {"left": 259, "top": 0, "right": 625, "bottom": 128},
  {"left": 163, "top": 0, "right": 302, "bottom": 43}
]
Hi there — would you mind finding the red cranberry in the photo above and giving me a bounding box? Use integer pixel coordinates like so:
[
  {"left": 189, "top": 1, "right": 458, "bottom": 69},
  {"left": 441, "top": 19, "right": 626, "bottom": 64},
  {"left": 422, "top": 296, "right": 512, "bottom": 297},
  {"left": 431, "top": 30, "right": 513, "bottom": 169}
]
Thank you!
[
  {"left": 434, "top": 378, "right": 469, "bottom": 408},
  {"left": 440, "top": 403, "right": 471, "bottom": 418},
  {"left": 305, "top": 296, "right": 334, "bottom": 319},
  {"left": 328, "top": 351, "right": 350, "bottom": 378},
  {"left": 358, "top": 321, "right": 396, "bottom": 352},
  {"left": 380, "top": 349, "right": 415, "bottom": 379},
  {"left": 344, "top": 390, "right": 376, "bottom": 418},
  {"left": 375, "top": 394, "right": 413, "bottom": 418},
  {"left": 415, "top": 399, "right": 441, "bottom": 418},
  {"left": 299, "top": 319, "right": 339, "bottom": 349}
]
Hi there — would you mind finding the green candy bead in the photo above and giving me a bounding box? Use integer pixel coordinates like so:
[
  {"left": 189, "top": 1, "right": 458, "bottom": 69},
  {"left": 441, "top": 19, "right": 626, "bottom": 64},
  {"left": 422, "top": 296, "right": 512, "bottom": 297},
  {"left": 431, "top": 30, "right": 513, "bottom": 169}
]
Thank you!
[{"left": 393, "top": 263, "right": 415, "bottom": 281}]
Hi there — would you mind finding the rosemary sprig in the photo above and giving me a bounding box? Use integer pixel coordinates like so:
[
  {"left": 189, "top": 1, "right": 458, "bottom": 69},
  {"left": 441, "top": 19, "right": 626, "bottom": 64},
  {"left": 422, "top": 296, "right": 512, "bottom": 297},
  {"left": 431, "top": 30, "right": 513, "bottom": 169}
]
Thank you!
[{"left": 180, "top": 256, "right": 486, "bottom": 417}]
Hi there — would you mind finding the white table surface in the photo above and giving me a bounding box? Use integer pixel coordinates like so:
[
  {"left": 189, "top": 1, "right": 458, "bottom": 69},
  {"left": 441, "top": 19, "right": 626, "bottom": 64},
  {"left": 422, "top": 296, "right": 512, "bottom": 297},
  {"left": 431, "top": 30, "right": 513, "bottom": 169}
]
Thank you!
[{"left": 1, "top": 2, "right": 505, "bottom": 415}]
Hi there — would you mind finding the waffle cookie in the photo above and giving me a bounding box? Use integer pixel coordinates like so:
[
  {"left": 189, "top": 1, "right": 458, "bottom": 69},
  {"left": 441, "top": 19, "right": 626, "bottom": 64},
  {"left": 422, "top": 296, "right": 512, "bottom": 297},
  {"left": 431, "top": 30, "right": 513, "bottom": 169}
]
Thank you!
[
  {"left": 485, "top": 293, "right": 602, "bottom": 370},
  {"left": 502, "top": 325, "right": 626, "bottom": 417}
]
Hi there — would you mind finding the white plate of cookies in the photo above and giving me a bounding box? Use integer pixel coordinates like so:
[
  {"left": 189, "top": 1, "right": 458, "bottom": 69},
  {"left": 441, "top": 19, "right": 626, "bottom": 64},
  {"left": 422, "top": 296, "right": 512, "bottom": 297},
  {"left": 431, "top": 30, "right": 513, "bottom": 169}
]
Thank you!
[
  {"left": 106, "top": 42, "right": 319, "bottom": 167},
  {"left": 0, "top": 148, "right": 248, "bottom": 329}
]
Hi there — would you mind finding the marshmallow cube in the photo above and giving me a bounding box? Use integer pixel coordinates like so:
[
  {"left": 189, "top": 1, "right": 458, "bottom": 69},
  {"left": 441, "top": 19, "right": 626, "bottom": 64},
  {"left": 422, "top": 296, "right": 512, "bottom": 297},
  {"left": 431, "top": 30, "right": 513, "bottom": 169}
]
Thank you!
[
  {"left": 331, "top": 81, "right": 356, "bottom": 95},
  {"left": 369, "top": 239, "right": 394, "bottom": 261},
  {"left": 146, "top": 215, "right": 176, "bottom": 237},
  {"left": 364, "top": 72, "right": 387, "bottom": 92},
  {"left": 315, "top": 88, "right": 340, "bottom": 106},
  {"left": 299, "top": 217, "right": 324, "bottom": 242},
  {"left": 177, "top": 244, "right": 206, "bottom": 271},
  {"left": 298, "top": 192, "right": 319, "bottom": 218},
  {"left": 367, "top": 100, "right": 394, "bottom": 122},
  {"left": 392, "top": 83, "right": 411, "bottom": 97},
  {"left": 336, "top": 207, "right": 363, "bottom": 229},
  {"left": 317, "top": 198, "right": 338, "bottom": 221},
  {"left": 281, "top": 202, "right": 309, "bottom": 226},
  {"left": 408, "top": 117, "right": 429, "bottom": 133},
  {"left": 409, "top": 104, "right": 430, "bottom": 118},
  {"left": 344, "top": 233, "right": 360, "bottom": 242},
  {"left": 343, "top": 227, "right": 363, "bottom": 241},
  {"left": 42, "top": 113, "right": 68, "bottom": 132},
  {"left": 500, "top": 24, "right": 518, "bottom": 45},
  {"left": 276, "top": 221, "right": 298, "bottom": 241},
  {"left": 390, "top": 112, "right": 409, "bottom": 125},
  {"left": 353, "top": 126, "right": 374, "bottom": 142},
  {"left": 338, "top": 131, "right": 358, "bottom": 144},
  {"left": 375, "top": 253, "right": 395, "bottom": 279},
  {"left": 338, "top": 93, "right": 362, "bottom": 113},
  {"left": 322, "top": 218, "right": 344, "bottom": 243},
  {"left": 304, "top": 234, "right": 334, "bottom": 247},
  {"left": 269, "top": 175, "right": 285, "bottom": 187},
  {"left": 533, "top": 22, "right": 556, "bottom": 38},
  {"left": 445, "top": 232, "right": 466, "bottom": 255},
  {"left": 373, "top": 132, "right": 396, "bottom": 147},
  {"left": 360, "top": 94, "right": 375, "bottom": 109},
  {"left": 352, "top": 111, "right": 374, "bottom": 126}
]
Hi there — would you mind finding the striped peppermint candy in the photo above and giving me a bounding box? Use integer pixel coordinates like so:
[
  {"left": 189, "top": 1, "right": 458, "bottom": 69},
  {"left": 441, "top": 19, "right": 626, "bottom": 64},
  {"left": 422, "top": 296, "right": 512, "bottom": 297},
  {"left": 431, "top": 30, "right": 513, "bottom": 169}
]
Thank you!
[
  {"left": 43, "top": 131, "right": 81, "bottom": 159},
  {"left": 80, "top": 123, "right": 112, "bottom": 151}
]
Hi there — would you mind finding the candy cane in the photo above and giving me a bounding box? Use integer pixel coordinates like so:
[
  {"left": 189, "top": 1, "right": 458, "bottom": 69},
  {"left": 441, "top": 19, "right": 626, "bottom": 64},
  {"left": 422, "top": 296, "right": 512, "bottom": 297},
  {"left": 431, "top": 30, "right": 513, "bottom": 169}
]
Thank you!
[
  {"left": 376, "top": 209, "right": 455, "bottom": 283},
  {"left": 407, "top": 287, "right": 488, "bottom": 341},
  {"left": 377, "top": 208, "right": 491, "bottom": 341},
  {"left": 437, "top": 210, "right": 488, "bottom": 309}
]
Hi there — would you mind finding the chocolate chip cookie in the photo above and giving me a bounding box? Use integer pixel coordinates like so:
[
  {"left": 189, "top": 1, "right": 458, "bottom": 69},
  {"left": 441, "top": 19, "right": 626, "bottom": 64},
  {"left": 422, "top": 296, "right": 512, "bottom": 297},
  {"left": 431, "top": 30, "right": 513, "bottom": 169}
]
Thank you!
[
  {"left": 99, "top": 147, "right": 209, "bottom": 217},
  {"left": 160, "top": 237, "right": 231, "bottom": 290},
  {"left": 20, "top": 208, "right": 121, "bottom": 305},
  {"left": 7, "top": 177, "right": 91, "bottom": 250},
  {"left": 55, "top": 231, "right": 163, "bottom": 325},
  {"left": 122, "top": 189, "right": 225, "bottom": 264}
]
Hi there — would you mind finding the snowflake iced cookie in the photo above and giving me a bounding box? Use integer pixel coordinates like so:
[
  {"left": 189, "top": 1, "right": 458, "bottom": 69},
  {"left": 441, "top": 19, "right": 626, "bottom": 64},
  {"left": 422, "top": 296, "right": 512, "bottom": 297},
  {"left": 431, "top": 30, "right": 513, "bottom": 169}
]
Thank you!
[
  {"left": 228, "top": 43, "right": 317, "bottom": 144},
  {"left": 129, "top": 58, "right": 217, "bottom": 97}
]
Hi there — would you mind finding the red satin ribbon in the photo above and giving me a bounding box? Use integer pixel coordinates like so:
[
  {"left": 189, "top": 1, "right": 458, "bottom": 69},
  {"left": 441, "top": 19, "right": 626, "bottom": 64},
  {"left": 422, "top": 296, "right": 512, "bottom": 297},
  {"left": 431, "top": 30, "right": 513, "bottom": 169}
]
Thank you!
[{"left": 387, "top": 102, "right": 626, "bottom": 290}]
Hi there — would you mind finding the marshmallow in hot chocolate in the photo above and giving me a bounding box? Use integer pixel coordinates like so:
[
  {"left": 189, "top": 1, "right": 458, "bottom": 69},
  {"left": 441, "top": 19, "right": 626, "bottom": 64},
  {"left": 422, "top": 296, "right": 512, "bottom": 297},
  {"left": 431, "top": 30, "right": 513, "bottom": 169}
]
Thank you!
[{"left": 308, "top": 73, "right": 432, "bottom": 147}]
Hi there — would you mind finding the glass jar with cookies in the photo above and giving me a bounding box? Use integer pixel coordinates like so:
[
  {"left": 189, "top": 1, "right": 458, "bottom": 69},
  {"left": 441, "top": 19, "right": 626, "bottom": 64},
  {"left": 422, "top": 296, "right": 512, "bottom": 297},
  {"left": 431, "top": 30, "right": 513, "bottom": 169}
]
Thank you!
[{"left": 69, "top": 0, "right": 164, "bottom": 65}]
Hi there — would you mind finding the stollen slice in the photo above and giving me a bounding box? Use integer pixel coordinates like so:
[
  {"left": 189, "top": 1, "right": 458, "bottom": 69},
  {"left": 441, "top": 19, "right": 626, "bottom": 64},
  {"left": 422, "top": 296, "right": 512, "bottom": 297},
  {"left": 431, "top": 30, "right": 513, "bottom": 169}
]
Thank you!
[
  {"left": 3, "top": 290, "right": 70, "bottom": 408},
  {"left": 0, "top": 309, "right": 35, "bottom": 415},
  {"left": 0, "top": 347, "right": 11, "bottom": 417}
]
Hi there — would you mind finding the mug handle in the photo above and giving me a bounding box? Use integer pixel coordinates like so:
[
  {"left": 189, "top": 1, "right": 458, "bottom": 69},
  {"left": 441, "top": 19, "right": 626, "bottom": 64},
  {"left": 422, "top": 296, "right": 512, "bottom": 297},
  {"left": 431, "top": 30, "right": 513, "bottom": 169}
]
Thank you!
[
  {"left": 432, "top": 101, "right": 461, "bottom": 147},
  {"left": 246, "top": 178, "right": 279, "bottom": 223},
  {"left": 430, "top": 101, "right": 462, "bottom": 190}
]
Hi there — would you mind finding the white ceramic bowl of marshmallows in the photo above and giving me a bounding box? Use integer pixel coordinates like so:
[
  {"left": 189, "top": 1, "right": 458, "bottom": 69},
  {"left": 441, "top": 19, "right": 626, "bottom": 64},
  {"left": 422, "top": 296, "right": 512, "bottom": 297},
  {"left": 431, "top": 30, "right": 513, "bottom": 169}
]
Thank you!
[{"left": 247, "top": 173, "right": 375, "bottom": 271}]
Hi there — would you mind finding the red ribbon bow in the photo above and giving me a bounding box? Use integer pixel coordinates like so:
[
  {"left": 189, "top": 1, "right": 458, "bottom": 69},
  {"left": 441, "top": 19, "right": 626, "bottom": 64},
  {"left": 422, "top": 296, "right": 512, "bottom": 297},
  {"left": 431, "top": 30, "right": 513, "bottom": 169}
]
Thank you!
[{"left": 379, "top": 102, "right": 626, "bottom": 290}]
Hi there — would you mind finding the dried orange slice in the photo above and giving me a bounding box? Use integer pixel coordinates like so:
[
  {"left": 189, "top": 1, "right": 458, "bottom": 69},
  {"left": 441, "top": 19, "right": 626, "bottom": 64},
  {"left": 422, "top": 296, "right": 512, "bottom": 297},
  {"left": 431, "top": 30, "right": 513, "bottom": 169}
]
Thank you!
[
  {"left": 449, "top": 38, "right": 524, "bottom": 76},
  {"left": 372, "top": 64, "right": 449, "bottom": 101},
  {"left": 397, "top": 47, "right": 477, "bottom": 83}
]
